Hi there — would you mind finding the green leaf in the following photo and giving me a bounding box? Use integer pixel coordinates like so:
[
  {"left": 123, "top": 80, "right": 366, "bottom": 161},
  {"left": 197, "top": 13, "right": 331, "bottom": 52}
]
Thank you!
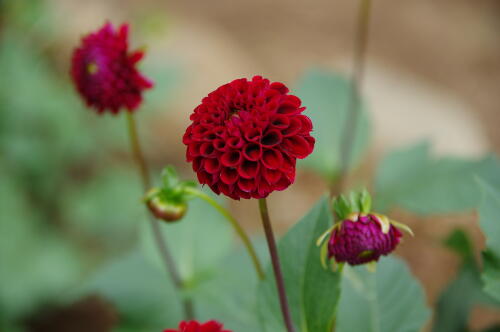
[
  {"left": 477, "top": 180, "right": 500, "bottom": 257},
  {"left": 443, "top": 228, "right": 474, "bottom": 261},
  {"left": 257, "top": 196, "right": 342, "bottom": 332},
  {"left": 477, "top": 178, "right": 500, "bottom": 302},
  {"left": 337, "top": 256, "right": 430, "bottom": 332},
  {"left": 374, "top": 142, "right": 500, "bottom": 214},
  {"left": 432, "top": 262, "right": 482, "bottom": 332},
  {"left": 481, "top": 325, "right": 500, "bottom": 332},
  {"left": 295, "top": 69, "right": 371, "bottom": 178},
  {"left": 482, "top": 250, "right": 500, "bottom": 303},
  {"left": 433, "top": 229, "right": 500, "bottom": 332}
]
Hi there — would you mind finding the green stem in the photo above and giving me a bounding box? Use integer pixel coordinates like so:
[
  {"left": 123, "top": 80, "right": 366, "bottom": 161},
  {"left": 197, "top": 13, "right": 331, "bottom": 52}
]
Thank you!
[
  {"left": 126, "top": 112, "right": 194, "bottom": 320},
  {"left": 331, "top": 1, "right": 372, "bottom": 330},
  {"left": 331, "top": 0, "right": 373, "bottom": 197},
  {"left": 258, "top": 198, "right": 296, "bottom": 332},
  {"left": 185, "top": 187, "right": 265, "bottom": 280}
]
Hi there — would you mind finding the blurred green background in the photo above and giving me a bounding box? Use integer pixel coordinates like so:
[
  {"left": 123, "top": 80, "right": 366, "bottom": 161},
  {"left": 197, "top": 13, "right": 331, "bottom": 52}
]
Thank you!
[{"left": 1, "top": 0, "right": 500, "bottom": 331}]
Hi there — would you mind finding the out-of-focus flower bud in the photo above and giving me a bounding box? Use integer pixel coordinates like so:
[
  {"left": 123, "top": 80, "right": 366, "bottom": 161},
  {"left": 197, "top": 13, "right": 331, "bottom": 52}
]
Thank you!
[
  {"left": 144, "top": 166, "right": 197, "bottom": 223},
  {"left": 145, "top": 188, "right": 187, "bottom": 222},
  {"left": 317, "top": 189, "right": 413, "bottom": 270}
]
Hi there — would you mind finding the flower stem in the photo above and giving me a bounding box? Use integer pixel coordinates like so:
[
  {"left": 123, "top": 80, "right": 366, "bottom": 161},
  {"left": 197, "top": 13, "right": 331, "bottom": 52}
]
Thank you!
[
  {"left": 125, "top": 112, "right": 194, "bottom": 320},
  {"left": 258, "top": 198, "right": 296, "bottom": 332},
  {"left": 185, "top": 187, "right": 265, "bottom": 280},
  {"left": 331, "top": 0, "right": 373, "bottom": 197}
]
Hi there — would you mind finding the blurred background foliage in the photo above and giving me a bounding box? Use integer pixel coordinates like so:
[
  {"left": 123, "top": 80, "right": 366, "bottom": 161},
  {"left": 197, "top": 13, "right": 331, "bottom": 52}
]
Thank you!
[{"left": 1, "top": 0, "right": 500, "bottom": 331}]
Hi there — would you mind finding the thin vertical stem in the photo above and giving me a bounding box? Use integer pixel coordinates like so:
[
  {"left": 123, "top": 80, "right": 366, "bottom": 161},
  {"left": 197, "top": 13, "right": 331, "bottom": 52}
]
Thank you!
[
  {"left": 126, "top": 112, "right": 194, "bottom": 320},
  {"left": 184, "top": 187, "right": 265, "bottom": 280},
  {"left": 331, "top": 0, "right": 373, "bottom": 197},
  {"left": 330, "top": 1, "right": 372, "bottom": 330},
  {"left": 258, "top": 198, "right": 296, "bottom": 332}
]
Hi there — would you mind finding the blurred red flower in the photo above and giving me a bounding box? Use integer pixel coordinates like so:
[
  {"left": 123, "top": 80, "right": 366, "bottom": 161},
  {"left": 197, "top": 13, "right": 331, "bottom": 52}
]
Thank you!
[
  {"left": 183, "top": 76, "right": 314, "bottom": 199},
  {"left": 164, "top": 320, "right": 231, "bottom": 332},
  {"left": 71, "top": 22, "right": 153, "bottom": 114}
]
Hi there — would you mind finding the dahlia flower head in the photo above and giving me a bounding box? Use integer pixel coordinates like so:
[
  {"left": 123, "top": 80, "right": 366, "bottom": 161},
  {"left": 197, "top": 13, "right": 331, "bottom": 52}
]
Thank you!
[
  {"left": 317, "top": 190, "right": 413, "bottom": 268},
  {"left": 71, "top": 22, "right": 153, "bottom": 114},
  {"left": 164, "top": 320, "right": 231, "bottom": 332},
  {"left": 183, "top": 76, "right": 315, "bottom": 200}
]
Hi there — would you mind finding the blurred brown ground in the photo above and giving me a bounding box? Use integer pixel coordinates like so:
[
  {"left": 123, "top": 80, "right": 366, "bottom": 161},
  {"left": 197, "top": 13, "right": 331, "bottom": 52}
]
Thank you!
[{"left": 49, "top": 0, "right": 500, "bottom": 330}]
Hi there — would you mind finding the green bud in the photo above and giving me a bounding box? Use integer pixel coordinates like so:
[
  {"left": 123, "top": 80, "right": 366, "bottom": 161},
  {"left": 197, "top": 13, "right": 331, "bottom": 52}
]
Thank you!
[{"left": 146, "top": 194, "right": 187, "bottom": 222}]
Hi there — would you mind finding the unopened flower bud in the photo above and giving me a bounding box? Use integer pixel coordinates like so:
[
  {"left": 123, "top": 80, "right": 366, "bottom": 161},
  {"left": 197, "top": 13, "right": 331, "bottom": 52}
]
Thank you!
[
  {"left": 317, "top": 190, "right": 413, "bottom": 269},
  {"left": 328, "top": 213, "right": 402, "bottom": 265},
  {"left": 146, "top": 192, "right": 187, "bottom": 222}
]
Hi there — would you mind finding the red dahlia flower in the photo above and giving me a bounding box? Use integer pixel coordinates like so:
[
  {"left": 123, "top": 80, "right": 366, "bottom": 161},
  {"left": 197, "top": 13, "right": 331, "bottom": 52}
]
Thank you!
[
  {"left": 71, "top": 22, "right": 153, "bottom": 114},
  {"left": 183, "top": 76, "right": 315, "bottom": 199},
  {"left": 328, "top": 213, "right": 403, "bottom": 265},
  {"left": 164, "top": 320, "right": 231, "bottom": 332}
]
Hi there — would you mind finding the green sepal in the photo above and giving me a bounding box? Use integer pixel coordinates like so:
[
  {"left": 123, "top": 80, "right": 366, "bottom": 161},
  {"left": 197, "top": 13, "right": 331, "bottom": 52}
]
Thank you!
[
  {"left": 161, "top": 165, "right": 180, "bottom": 189},
  {"left": 330, "top": 260, "right": 344, "bottom": 273},
  {"left": 390, "top": 219, "right": 414, "bottom": 236},
  {"left": 333, "top": 189, "right": 373, "bottom": 220},
  {"left": 359, "top": 188, "right": 372, "bottom": 214},
  {"left": 332, "top": 195, "right": 352, "bottom": 221},
  {"left": 320, "top": 238, "right": 330, "bottom": 270},
  {"left": 316, "top": 224, "right": 338, "bottom": 247}
]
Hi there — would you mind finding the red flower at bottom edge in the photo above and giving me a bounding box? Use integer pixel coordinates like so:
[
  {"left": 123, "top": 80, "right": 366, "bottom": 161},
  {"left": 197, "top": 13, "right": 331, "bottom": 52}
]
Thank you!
[{"left": 164, "top": 320, "right": 232, "bottom": 332}]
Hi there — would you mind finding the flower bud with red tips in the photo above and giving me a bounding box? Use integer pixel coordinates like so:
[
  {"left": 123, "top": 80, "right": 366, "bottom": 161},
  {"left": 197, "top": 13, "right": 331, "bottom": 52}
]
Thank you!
[
  {"left": 164, "top": 320, "right": 232, "bottom": 332},
  {"left": 71, "top": 22, "right": 153, "bottom": 114},
  {"left": 183, "top": 76, "right": 315, "bottom": 200},
  {"left": 317, "top": 190, "right": 413, "bottom": 269}
]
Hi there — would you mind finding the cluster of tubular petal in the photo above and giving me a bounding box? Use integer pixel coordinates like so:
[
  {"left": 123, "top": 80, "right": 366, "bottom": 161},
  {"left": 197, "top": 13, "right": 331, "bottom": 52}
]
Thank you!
[
  {"left": 328, "top": 213, "right": 403, "bottom": 265},
  {"left": 183, "top": 76, "right": 314, "bottom": 199},
  {"left": 164, "top": 320, "right": 231, "bottom": 332},
  {"left": 71, "top": 22, "right": 153, "bottom": 114}
]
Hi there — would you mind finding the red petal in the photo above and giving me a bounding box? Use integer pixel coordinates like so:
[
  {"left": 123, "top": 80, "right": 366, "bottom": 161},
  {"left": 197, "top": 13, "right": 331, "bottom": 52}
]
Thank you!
[
  {"left": 200, "top": 142, "right": 216, "bottom": 157},
  {"left": 243, "top": 143, "right": 262, "bottom": 161},
  {"left": 262, "top": 149, "right": 284, "bottom": 170},
  {"left": 270, "top": 82, "right": 289, "bottom": 94},
  {"left": 261, "top": 130, "right": 282, "bottom": 147},
  {"left": 283, "top": 136, "right": 312, "bottom": 158},
  {"left": 204, "top": 158, "right": 221, "bottom": 174},
  {"left": 238, "top": 160, "right": 259, "bottom": 179},
  {"left": 221, "top": 151, "right": 242, "bottom": 167},
  {"left": 238, "top": 178, "right": 255, "bottom": 192},
  {"left": 270, "top": 114, "right": 290, "bottom": 129},
  {"left": 262, "top": 168, "right": 282, "bottom": 184},
  {"left": 282, "top": 117, "right": 302, "bottom": 137},
  {"left": 220, "top": 167, "right": 239, "bottom": 184}
]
